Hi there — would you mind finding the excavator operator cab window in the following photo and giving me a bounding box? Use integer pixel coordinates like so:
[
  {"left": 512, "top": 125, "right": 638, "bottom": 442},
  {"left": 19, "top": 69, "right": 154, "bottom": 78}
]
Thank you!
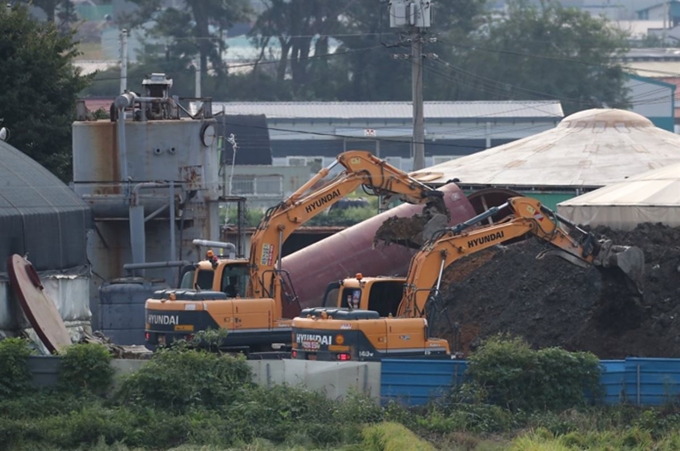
[
  {"left": 194, "top": 269, "right": 215, "bottom": 290},
  {"left": 341, "top": 288, "right": 361, "bottom": 309},
  {"left": 366, "top": 281, "right": 403, "bottom": 317},
  {"left": 179, "top": 268, "right": 195, "bottom": 289},
  {"left": 322, "top": 282, "right": 340, "bottom": 307},
  {"left": 220, "top": 265, "right": 249, "bottom": 298}
]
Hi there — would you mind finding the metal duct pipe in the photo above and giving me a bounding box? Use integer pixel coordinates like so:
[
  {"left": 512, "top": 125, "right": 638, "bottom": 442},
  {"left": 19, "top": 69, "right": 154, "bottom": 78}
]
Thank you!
[
  {"left": 169, "top": 181, "right": 177, "bottom": 284},
  {"left": 81, "top": 195, "right": 172, "bottom": 218},
  {"left": 123, "top": 261, "right": 191, "bottom": 271},
  {"left": 129, "top": 182, "right": 173, "bottom": 270},
  {"left": 192, "top": 239, "right": 237, "bottom": 259},
  {"left": 114, "top": 92, "right": 138, "bottom": 183}
]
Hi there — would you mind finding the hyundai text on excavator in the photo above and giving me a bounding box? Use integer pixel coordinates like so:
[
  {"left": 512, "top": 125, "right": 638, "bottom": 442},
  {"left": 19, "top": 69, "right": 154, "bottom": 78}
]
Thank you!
[
  {"left": 290, "top": 196, "right": 645, "bottom": 362},
  {"left": 144, "top": 150, "right": 449, "bottom": 354}
]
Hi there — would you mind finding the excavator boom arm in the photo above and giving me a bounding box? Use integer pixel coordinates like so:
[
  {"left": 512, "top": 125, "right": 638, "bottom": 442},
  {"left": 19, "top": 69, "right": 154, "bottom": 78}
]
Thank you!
[
  {"left": 247, "top": 150, "right": 448, "bottom": 300},
  {"left": 397, "top": 197, "right": 644, "bottom": 317}
]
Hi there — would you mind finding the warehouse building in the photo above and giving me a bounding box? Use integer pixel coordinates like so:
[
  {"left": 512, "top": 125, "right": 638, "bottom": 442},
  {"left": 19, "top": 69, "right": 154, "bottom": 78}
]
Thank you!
[{"left": 204, "top": 100, "right": 565, "bottom": 171}]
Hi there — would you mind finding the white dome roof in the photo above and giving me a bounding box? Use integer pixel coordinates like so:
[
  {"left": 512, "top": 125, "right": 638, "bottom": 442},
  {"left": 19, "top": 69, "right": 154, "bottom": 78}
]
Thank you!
[
  {"left": 557, "top": 161, "right": 680, "bottom": 229},
  {"left": 412, "top": 108, "right": 680, "bottom": 188}
]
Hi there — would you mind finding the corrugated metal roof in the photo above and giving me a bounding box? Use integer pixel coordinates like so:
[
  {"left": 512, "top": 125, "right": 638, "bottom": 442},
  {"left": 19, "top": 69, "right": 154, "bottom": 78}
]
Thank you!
[
  {"left": 411, "top": 109, "right": 680, "bottom": 188},
  {"left": 207, "top": 101, "right": 564, "bottom": 120}
]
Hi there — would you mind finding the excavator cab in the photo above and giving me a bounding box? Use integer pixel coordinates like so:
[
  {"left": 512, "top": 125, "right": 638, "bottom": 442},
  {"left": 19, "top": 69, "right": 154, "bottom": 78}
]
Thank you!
[{"left": 321, "top": 276, "right": 406, "bottom": 316}]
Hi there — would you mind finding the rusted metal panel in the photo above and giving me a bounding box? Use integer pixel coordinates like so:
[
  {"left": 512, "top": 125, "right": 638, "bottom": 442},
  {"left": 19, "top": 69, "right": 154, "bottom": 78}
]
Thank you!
[
  {"left": 7, "top": 255, "right": 72, "bottom": 353},
  {"left": 179, "top": 165, "right": 205, "bottom": 190},
  {"left": 73, "top": 121, "right": 120, "bottom": 194}
]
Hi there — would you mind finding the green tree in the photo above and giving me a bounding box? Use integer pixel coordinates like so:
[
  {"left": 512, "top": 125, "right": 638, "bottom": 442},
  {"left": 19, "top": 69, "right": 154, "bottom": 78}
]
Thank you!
[
  {"left": 0, "top": 4, "right": 90, "bottom": 181},
  {"left": 246, "top": 0, "right": 488, "bottom": 100},
  {"left": 429, "top": 0, "right": 631, "bottom": 114},
  {"left": 20, "top": 0, "right": 77, "bottom": 30},
  {"left": 249, "top": 0, "right": 343, "bottom": 87},
  {"left": 127, "top": 0, "right": 251, "bottom": 84}
]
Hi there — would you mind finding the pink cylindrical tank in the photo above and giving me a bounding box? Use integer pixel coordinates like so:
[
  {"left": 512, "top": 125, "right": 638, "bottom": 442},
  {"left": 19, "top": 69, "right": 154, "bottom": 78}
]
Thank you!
[{"left": 280, "top": 183, "right": 477, "bottom": 309}]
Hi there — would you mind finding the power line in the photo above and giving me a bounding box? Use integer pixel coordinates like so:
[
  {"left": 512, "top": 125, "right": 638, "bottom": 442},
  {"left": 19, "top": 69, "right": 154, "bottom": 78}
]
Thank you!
[
  {"left": 215, "top": 115, "right": 554, "bottom": 151},
  {"left": 85, "top": 44, "right": 386, "bottom": 82},
  {"left": 441, "top": 39, "right": 680, "bottom": 79},
  {"left": 425, "top": 55, "right": 675, "bottom": 109}
]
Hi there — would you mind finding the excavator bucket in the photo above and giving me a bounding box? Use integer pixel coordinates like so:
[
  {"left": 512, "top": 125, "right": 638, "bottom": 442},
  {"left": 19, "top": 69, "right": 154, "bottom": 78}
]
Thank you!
[
  {"left": 535, "top": 239, "right": 645, "bottom": 294},
  {"left": 374, "top": 199, "right": 450, "bottom": 249},
  {"left": 593, "top": 241, "right": 646, "bottom": 294}
]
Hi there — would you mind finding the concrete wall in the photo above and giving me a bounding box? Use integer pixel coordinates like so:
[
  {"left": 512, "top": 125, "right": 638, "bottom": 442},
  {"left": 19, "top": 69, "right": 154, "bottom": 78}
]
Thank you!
[
  {"left": 249, "top": 360, "right": 381, "bottom": 401},
  {"left": 24, "top": 356, "right": 382, "bottom": 402}
]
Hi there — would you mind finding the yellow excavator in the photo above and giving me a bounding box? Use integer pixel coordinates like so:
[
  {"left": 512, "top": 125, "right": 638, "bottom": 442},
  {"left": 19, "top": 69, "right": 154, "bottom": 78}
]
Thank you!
[
  {"left": 290, "top": 196, "right": 645, "bottom": 362},
  {"left": 144, "top": 150, "right": 449, "bottom": 354}
]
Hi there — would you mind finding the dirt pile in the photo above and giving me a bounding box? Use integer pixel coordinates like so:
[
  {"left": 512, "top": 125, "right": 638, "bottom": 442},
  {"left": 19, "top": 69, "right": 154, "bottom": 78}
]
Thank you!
[
  {"left": 374, "top": 201, "right": 450, "bottom": 249},
  {"left": 374, "top": 215, "right": 432, "bottom": 249},
  {"left": 433, "top": 223, "right": 680, "bottom": 359}
]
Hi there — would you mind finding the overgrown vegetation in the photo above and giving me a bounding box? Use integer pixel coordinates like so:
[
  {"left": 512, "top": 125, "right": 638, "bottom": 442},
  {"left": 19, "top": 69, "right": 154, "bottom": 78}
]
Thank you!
[
  {"left": 0, "top": 337, "right": 34, "bottom": 399},
  {"left": 464, "top": 335, "right": 602, "bottom": 411},
  {"left": 2, "top": 334, "right": 680, "bottom": 450},
  {"left": 58, "top": 343, "right": 114, "bottom": 395}
]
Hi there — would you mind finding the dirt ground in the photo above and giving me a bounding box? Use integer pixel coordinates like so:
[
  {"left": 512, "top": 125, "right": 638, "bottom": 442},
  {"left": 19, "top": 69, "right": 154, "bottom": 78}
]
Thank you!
[{"left": 432, "top": 223, "right": 680, "bottom": 359}]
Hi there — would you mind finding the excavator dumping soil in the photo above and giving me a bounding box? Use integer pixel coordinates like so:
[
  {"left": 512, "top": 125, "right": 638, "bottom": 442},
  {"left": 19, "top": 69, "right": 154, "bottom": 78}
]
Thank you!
[
  {"left": 433, "top": 223, "right": 680, "bottom": 359},
  {"left": 374, "top": 200, "right": 449, "bottom": 249}
]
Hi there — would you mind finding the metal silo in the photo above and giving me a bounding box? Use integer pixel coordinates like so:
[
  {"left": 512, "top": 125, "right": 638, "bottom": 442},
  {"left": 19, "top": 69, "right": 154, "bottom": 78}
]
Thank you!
[{"left": 72, "top": 73, "right": 237, "bottom": 333}]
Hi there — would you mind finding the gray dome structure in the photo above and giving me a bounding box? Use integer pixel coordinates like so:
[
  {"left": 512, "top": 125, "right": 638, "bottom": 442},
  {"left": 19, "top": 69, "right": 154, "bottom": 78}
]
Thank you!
[
  {"left": 0, "top": 140, "right": 92, "bottom": 273},
  {"left": 412, "top": 108, "right": 680, "bottom": 188}
]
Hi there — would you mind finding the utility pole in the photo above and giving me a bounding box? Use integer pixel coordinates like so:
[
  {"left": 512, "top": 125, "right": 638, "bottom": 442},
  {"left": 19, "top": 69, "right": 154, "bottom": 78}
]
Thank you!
[
  {"left": 411, "top": 32, "right": 425, "bottom": 170},
  {"left": 390, "top": 0, "right": 432, "bottom": 171},
  {"left": 120, "top": 29, "right": 128, "bottom": 93}
]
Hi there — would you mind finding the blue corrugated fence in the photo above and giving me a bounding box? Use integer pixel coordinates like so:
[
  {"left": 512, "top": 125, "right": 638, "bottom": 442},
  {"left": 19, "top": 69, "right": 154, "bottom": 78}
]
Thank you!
[
  {"left": 381, "top": 357, "right": 680, "bottom": 407},
  {"left": 625, "top": 358, "right": 680, "bottom": 406},
  {"left": 600, "top": 360, "right": 626, "bottom": 405},
  {"left": 381, "top": 359, "right": 468, "bottom": 406}
]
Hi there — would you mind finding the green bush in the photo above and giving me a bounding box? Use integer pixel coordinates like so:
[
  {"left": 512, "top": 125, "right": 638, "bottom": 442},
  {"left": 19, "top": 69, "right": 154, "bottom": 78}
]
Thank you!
[
  {"left": 58, "top": 343, "right": 115, "bottom": 395},
  {"left": 362, "top": 422, "right": 435, "bottom": 451},
  {"left": 415, "top": 403, "right": 514, "bottom": 435},
  {"left": 0, "top": 390, "right": 99, "bottom": 419},
  {"left": 114, "top": 347, "right": 253, "bottom": 413},
  {"left": 169, "top": 328, "right": 231, "bottom": 353},
  {"left": 464, "top": 335, "right": 602, "bottom": 412},
  {"left": 333, "top": 391, "right": 384, "bottom": 425},
  {"left": 0, "top": 337, "right": 33, "bottom": 399}
]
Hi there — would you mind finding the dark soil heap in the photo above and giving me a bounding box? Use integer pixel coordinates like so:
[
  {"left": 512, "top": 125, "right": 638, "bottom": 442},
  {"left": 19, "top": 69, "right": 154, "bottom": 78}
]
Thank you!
[
  {"left": 374, "top": 215, "right": 430, "bottom": 249},
  {"left": 434, "top": 223, "right": 680, "bottom": 359}
]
